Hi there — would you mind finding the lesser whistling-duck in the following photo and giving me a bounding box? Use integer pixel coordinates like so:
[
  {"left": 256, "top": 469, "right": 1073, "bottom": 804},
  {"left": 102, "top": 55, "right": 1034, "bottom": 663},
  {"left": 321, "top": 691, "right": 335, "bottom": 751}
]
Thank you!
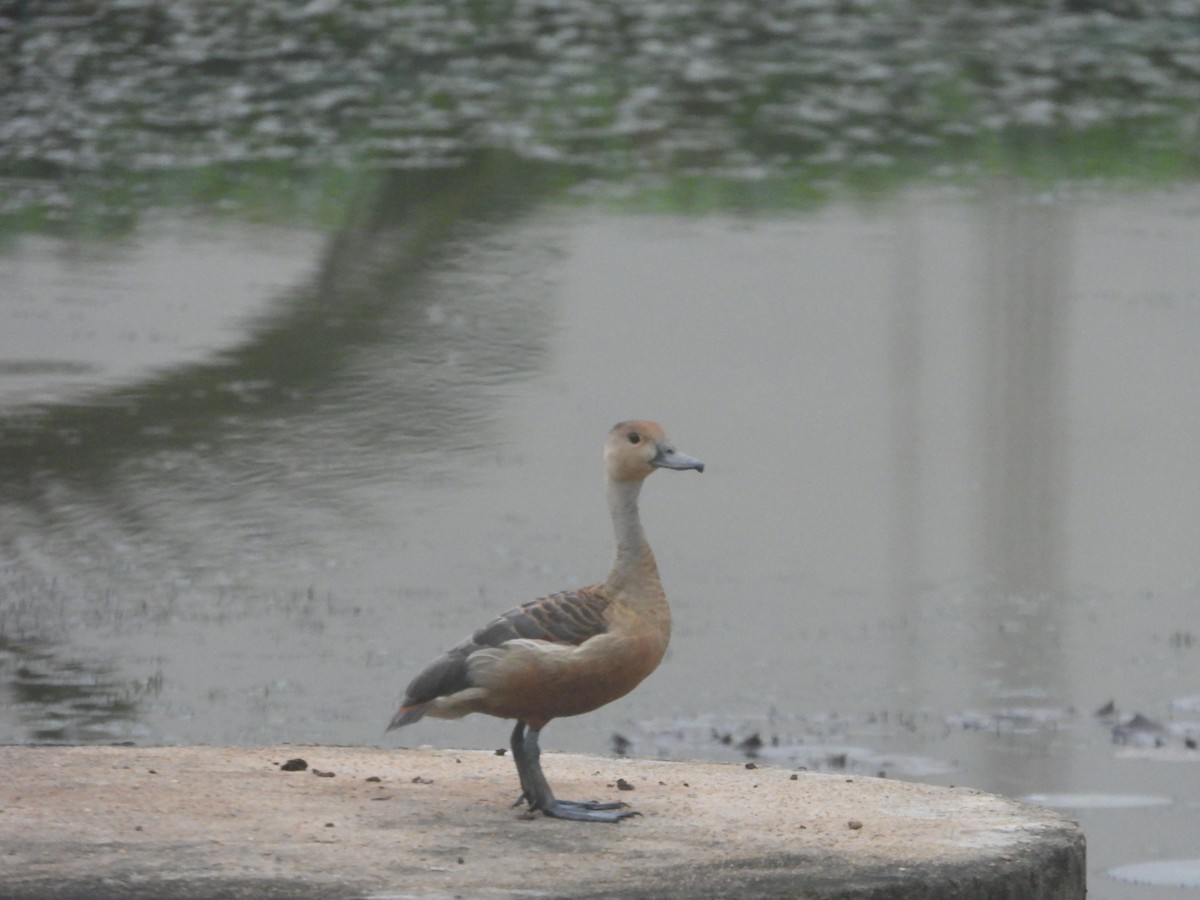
[{"left": 387, "top": 420, "right": 703, "bottom": 822}]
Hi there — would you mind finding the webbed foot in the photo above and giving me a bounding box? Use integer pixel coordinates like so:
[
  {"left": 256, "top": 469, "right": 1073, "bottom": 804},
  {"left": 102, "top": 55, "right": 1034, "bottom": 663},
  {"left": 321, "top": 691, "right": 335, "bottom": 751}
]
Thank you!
[
  {"left": 509, "top": 721, "right": 639, "bottom": 822},
  {"left": 540, "top": 799, "right": 641, "bottom": 822}
]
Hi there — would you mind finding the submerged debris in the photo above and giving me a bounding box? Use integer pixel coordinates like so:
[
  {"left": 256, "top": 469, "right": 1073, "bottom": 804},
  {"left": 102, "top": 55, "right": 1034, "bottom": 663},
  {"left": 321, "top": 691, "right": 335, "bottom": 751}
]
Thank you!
[
  {"left": 636, "top": 713, "right": 956, "bottom": 778},
  {"left": 712, "top": 729, "right": 733, "bottom": 746},
  {"left": 736, "top": 732, "right": 764, "bottom": 757},
  {"left": 1112, "top": 713, "right": 1166, "bottom": 747}
]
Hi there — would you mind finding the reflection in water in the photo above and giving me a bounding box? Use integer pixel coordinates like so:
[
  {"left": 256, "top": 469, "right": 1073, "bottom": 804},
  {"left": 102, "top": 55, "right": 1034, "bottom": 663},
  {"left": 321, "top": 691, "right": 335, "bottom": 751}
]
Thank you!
[
  {"left": 0, "top": 154, "right": 561, "bottom": 502},
  {"left": 0, "top": 634, "right": 148, "bottom": 743},
  {"left": 972, "top": 186, "right": 1072, "bottom": 793},
  {"left": 886, "top": 192, "right": 925, "bottom": 707},
  {"left": 977, "top": 185, "right": 1071, "bottom": 597},
  {"left": 0, "top": 153, "right": 564, "bottom": 740},
  {"left": 1, "top": 182, "right": 1199, "bottom": 898},
  {"left": 0, "top": 223, "right": 321, "bottom": 412}
]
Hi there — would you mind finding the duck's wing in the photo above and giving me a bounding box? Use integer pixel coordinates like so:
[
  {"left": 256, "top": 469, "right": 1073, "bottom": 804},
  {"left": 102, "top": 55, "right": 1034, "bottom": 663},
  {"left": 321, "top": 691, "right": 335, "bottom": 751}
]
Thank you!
[
  {"left": 387, "top": 587, "right": 611, "bottom": 729},
  {"left": 473, "top": 586, "right": 611, "bottom": 648}
]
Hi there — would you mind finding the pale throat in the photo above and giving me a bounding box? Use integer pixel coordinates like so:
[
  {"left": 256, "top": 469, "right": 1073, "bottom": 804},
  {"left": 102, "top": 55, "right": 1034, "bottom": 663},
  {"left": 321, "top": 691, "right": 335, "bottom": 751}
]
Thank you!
[{"left": 605, "top": 476, "right": 659, "bottom": 589}]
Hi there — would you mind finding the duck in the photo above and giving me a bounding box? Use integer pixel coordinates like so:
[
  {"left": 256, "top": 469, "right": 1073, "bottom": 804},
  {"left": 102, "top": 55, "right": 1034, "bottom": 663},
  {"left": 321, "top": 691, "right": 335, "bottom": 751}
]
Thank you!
[{"left": 387, "top": 420, "right": 704, "bottom": 822}]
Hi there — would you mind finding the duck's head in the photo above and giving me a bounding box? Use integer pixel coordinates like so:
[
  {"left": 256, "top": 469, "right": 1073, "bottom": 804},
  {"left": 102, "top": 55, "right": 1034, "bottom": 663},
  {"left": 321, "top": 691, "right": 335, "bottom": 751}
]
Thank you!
[{"left": 604, "top": 420, "right": 704, "bottom": 483}]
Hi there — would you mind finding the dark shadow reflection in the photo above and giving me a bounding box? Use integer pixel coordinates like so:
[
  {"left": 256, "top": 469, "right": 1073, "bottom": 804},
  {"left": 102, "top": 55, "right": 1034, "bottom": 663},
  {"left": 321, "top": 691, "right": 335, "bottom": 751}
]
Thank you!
[
  {"left": 0, "top": 151, "right": 572, "bottom": 742},
  {"left": 0, "top": 634, "right": 146, "bottom": 743},
  {"left": 0, "top": 152, "right": 571, "bottom": 502}
]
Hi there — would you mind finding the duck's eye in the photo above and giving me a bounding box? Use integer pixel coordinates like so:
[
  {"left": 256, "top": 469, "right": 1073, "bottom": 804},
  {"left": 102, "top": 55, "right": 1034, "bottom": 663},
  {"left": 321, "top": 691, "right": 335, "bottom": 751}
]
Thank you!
[{"left": 628, "top": 433, "right": 641, "bottom": 444}]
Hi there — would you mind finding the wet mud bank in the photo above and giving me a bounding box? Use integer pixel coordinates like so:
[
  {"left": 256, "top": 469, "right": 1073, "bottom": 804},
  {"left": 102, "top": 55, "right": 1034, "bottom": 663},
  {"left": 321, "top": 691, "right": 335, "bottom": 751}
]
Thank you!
[{"left": 0, "top": 744, "right": 1084, "bottom": 899}]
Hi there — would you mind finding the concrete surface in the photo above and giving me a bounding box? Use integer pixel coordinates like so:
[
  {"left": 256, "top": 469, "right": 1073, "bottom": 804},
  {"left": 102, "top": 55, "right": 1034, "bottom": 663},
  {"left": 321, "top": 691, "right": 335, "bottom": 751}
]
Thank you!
[{"left": 0, "top": 744, "right": 1084, "bottom": 899}]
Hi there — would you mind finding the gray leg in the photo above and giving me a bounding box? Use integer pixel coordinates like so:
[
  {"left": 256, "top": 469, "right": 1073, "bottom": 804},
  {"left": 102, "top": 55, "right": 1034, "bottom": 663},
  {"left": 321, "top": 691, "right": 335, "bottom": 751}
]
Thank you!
[
  {"left": 509, "top": 722, "right": 638, "bottom": 823},
  {"left": 510, "top": 720, "right": 534, "bottom": 808}
]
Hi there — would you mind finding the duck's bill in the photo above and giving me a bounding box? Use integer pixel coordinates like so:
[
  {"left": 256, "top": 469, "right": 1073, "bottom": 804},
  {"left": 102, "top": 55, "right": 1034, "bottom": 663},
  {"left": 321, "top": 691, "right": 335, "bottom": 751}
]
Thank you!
[{"left": 652, "top": 445, "right": 705, "bottom": 473}]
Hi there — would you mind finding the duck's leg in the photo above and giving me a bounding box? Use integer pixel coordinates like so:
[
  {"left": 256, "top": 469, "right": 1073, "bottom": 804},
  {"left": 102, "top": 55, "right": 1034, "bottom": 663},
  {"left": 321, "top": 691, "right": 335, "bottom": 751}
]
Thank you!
[
  {"left": 510, "top": 720, "right": 535, "bottom": 808},
  {"left": 507, "top": 720, "right": 638, "bottom": 822}
]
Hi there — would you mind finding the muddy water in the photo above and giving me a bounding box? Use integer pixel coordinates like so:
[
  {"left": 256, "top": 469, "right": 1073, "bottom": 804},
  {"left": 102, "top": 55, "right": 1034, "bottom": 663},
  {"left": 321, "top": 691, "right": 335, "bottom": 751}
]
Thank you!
[{"left": 2, "top": 184, "right": 1199, "bottom": 895}]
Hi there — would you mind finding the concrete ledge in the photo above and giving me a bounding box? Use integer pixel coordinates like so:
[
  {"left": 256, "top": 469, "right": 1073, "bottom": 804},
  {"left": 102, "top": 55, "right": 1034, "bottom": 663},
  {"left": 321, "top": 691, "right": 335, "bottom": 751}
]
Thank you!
[{"left": 0, "top": 744, "right": 1085, "bottom": 899}]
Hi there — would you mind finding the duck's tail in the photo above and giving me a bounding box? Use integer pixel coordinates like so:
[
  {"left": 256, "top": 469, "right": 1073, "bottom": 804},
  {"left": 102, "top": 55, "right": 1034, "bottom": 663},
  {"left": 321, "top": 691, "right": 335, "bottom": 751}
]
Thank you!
[{"left": 386, "top": 700, "right": 433, "bottom": 732}]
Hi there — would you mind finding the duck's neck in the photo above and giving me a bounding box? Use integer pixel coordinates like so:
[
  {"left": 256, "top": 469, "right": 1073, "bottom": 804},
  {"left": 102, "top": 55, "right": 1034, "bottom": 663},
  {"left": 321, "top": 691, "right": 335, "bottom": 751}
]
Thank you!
[{"left": 605, "top": 477, "right": 661, "bottom": 594}]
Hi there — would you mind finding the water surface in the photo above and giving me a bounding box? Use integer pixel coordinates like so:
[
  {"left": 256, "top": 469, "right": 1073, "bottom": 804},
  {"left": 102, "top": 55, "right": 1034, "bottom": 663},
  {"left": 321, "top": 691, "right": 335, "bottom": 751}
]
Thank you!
[{"left": 2, "top": 181, "right": 1199, "bottom": 896}]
